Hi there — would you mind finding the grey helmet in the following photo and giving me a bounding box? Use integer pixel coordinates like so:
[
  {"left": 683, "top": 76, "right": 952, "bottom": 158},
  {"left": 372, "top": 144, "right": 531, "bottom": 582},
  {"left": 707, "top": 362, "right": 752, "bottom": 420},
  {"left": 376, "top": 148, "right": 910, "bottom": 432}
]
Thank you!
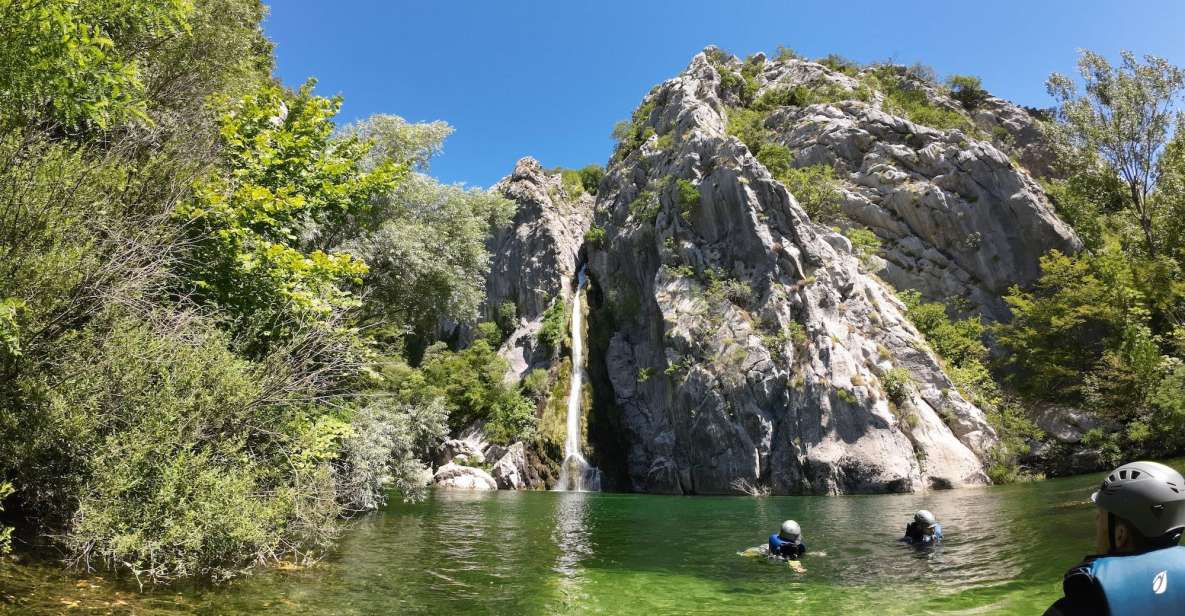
[
  {"left": 914, "top": 509, "right": 937, "bottom": 529},
  {"left": 780, "top": 519, "right": 801, "bottom": 541},
  {"left": 1093, "top": 461, "right": 1185, "bottom": 539}
]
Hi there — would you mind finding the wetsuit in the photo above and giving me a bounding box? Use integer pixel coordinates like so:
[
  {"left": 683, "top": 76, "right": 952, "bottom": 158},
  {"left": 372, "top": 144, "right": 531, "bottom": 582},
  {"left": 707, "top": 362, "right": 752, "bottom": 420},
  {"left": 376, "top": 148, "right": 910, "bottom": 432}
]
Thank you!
[
  {"left": 901, "top": 522, "right": 943, "bottom": 545},
  {"left": 1044, "top": 546, "right": 1185, "bottom": 615},
  {"left": 768, "top": 533, "right": 806, "bottom": 559}
]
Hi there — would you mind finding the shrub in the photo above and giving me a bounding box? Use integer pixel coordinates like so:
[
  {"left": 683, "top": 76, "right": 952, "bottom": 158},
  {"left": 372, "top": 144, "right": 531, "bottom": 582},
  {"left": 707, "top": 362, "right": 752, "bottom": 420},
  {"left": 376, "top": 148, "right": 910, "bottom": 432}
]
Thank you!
[
  {"left": 674, "top": 178, "right": 700, "bottom": 221},
  {"left": 537, "top": 297, "right": 570, "bottom": 356},
  {"left": 0, "top": 481, "right": 12, "bottom": 555},
  {"left": 13, "top": 311, "right": 356, "bottom": 583},
  {"left": 523, "top": 368, "right": 551, "bottom": 401},
  {"left": 585, "top": 225, "right": 606, "bottom": 247},
  {"left": 558, "top": 168, "right": 586, "bottom": 197},
  {"left": 882, "top": 367, "right": 912, "bottom": 404},
  {"left": 628, "top": 190, "right": 661, "bottom": 224},
  {"left": 818, "top": 54, "right": 862, "bottom": 76},
  {"left": 882, "top": 82, "right": 972, "bottom": 131},
  {"left": 756, "top": 142, "right": 793, "bottom": 176},
  {"left": 947, "top": 74, "right": 989, "bottom": 110},
  {"left": 841, "top": 227, "right": 882, "bottom": 270},
  {"left": 778, "top": 164, "right": 843, "bottom": 223},
  {"left": 496, "top": 301, "right": 518, "bottom": 338},
  {"left": 726, "top": 106, "right": 771, "bottom": 151},
  {"left": 775, "top": 45, "right": 801, "bottom": 61},
  {"left": 612, "top": 98, "right": 657, "bottom": 159},
  {"left": 579, "top": 165, "right": 605, "bottom": 195}
]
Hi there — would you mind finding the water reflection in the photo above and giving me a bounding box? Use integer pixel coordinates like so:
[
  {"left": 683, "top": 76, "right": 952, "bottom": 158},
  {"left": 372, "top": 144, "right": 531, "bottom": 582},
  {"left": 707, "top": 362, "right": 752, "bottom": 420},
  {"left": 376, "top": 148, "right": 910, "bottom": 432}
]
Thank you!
[{"left": 548, "top": 491, "right": 594, "bottom": 612}]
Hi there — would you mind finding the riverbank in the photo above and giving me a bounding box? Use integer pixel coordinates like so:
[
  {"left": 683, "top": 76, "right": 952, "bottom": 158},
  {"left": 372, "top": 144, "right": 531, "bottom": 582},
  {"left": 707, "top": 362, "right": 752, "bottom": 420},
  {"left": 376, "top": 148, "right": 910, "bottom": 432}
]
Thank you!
[{"left": 3, "top": 461, "right": 1164, "bottom": 615}]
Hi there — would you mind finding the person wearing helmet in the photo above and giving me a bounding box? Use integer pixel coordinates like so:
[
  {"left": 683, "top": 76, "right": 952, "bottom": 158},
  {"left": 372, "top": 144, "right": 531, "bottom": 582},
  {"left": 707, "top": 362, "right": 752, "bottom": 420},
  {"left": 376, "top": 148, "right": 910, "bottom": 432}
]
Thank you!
[
  {"left": 768, "top": 519, "right": 806, "bottom": 560},
  {"left": 901, "top": 509, "right": 943, "bottom": 545},
  {"left": 1045, "top": 461, "right": 1185, "bottom": 616}
]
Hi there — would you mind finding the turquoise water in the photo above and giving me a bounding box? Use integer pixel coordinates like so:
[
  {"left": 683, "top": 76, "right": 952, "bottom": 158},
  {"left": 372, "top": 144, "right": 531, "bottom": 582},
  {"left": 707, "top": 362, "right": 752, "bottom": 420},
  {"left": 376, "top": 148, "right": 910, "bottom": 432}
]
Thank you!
[{"left": 2, "top": 463, "right": 1151, "bottom": 615}]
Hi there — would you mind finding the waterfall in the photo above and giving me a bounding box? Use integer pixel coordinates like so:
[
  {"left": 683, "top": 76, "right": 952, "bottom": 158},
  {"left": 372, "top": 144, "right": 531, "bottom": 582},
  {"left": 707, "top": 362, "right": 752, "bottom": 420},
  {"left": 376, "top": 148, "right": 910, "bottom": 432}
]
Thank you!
[{"left": 555, "top": 267, "right": 601, "bottom": 492}]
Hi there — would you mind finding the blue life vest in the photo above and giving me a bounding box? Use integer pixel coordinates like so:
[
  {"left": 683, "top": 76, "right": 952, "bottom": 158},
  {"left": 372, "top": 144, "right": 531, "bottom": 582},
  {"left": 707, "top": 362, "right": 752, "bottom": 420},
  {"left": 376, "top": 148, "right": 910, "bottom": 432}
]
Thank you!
[
  {"left": 1088, "top": 545, "right": 1185, "bottom": 614},
  {"left": 768, "top": 533, "right": 806, "bottom": 559}
]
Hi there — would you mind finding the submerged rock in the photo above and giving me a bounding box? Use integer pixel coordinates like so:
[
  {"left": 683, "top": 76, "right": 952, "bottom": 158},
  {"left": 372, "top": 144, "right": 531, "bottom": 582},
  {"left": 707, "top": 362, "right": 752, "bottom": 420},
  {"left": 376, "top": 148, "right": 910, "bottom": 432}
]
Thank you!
[{"left": 432, "top": 463, "right": 498, "bottom": 491}]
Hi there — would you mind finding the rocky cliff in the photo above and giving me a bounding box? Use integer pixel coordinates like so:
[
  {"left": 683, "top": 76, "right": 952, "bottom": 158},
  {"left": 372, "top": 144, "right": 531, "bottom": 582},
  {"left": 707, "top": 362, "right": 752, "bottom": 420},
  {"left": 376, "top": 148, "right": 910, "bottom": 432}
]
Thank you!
[
  {"left": 485, "top": 157, "right": 595, "bottom": 380},
  {"left": 572, "top": 49, "right": 1081, "bottom": 495}
]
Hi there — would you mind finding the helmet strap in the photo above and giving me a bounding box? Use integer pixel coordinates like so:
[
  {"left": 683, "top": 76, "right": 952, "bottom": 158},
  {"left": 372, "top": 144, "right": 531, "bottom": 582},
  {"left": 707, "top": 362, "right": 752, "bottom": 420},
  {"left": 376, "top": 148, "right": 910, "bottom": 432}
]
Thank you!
[{"left": 1107, "top": 512, "right": 1117, "bottom": 555}]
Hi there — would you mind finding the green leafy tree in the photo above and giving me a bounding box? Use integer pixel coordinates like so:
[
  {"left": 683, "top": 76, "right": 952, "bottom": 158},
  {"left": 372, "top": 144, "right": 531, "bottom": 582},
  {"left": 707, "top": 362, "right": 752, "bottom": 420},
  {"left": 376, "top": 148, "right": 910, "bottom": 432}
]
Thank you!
[
  {"left": 1047, "top": 50, "right": 1185, "bottom": 256},
  {"left": 0, "top": 0, "right": 193, "bottom": 130},
  {"left": 176, "top": 81, "right": 404, "bottom": 346}
]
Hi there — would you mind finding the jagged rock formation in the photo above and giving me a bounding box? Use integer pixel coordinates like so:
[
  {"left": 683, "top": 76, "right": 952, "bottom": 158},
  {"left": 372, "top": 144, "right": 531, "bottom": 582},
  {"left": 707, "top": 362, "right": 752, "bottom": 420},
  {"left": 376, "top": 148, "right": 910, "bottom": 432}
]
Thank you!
[
  {"left": 757, "top": 68, "right": 1080, "bottom": 320},
  {"left": 574, "top": 48, "right": 1080, "bottom": 495},
  {"left": 485, "top": 158, "right": 595, "bottom": 379}
]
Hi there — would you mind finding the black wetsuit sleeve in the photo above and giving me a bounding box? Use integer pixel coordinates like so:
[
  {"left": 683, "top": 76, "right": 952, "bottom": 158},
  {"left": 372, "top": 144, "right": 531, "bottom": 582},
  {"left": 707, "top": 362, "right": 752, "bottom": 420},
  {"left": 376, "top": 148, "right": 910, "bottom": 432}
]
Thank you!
[{"left": 1044, "top": 563, "right": 1107, "bottom": 616}]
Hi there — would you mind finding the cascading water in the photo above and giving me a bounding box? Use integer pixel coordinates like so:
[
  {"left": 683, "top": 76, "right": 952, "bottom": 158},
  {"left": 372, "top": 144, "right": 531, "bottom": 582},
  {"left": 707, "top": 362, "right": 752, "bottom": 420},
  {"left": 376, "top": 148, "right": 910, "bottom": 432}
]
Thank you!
[{"left": 555, "top": 266, "right": 601, "bottom": 492}]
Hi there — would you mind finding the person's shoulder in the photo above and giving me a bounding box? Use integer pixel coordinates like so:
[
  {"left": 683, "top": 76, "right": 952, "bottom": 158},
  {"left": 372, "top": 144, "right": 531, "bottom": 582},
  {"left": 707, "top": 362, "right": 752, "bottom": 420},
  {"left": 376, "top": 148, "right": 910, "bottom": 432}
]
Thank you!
[{"left": 1048, "top": 557, "right": 1106, "bottom": 616}]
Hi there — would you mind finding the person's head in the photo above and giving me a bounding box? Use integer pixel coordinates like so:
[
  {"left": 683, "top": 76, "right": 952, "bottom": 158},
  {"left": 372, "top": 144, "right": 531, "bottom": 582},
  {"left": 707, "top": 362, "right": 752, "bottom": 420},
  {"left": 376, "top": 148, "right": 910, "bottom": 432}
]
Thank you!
[
  {"left": 1092, "top": 461, "right": 1185, "bottom": 554},
  {"left": 913, "top": 510, "right": 938, "bottom": 536},
  {"left": 779, "top": 519, "right": 801, "bottom": 542}
]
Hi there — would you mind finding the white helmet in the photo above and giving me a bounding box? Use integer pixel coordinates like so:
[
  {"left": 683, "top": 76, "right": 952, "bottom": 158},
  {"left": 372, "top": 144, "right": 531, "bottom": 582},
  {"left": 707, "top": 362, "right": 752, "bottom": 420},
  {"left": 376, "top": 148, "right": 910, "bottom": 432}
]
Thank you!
[
  {"left": 914, "top": 510, "right": 937, "bottom": 529},
  {"left": 1093, "top": 461, "right": 1185, "bottom": 540},
  {"left": 780, "top": 519, "right": 801, "bottom": 541}
]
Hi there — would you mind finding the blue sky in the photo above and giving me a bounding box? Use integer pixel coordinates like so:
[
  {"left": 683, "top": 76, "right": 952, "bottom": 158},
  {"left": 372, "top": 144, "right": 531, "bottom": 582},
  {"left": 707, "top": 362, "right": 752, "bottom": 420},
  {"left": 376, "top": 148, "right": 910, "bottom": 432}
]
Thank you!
[{"left": 263, "top": 1, "right": 1185, "bottom": 188}]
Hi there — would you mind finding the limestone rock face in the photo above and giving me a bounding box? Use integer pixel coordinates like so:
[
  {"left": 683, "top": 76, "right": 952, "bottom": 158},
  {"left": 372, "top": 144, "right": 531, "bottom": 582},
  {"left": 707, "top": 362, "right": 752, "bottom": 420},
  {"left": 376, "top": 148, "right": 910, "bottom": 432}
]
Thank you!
[
  {"left": 760, "top": 84, "right": 1079, "bottom": 321},
  {"left": 490, "top": 442, "right": 531, "bottom": 490},
  {"left": 432, "top": 463, "right": 498, "bottom": 490},
  {"left": 584, "top": 48, "right": 1026, "bottom": 495},
  {"left": 485, "top": 158, "right": 595, "bottom": 379}
]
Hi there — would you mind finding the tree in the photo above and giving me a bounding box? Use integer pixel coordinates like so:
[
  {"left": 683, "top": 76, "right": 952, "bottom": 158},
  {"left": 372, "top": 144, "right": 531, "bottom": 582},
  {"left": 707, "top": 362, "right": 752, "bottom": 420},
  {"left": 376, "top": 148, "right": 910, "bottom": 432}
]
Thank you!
[
  {"left": 176, "top": 80, "right": 404, "bottom": 347},
  {"left": 0, "top": 0, "right": 193, "bottom": 130},
  {"left": 1046, "top": 50, "right": 1185, "bottom": 256}
]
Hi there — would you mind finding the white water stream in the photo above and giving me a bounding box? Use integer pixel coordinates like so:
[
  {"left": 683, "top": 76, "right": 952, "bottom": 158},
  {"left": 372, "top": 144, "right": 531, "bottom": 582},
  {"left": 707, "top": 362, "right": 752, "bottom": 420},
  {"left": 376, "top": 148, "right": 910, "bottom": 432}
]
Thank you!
[{"left": 555, "top": 267, "right": 601, "bottom": 492}]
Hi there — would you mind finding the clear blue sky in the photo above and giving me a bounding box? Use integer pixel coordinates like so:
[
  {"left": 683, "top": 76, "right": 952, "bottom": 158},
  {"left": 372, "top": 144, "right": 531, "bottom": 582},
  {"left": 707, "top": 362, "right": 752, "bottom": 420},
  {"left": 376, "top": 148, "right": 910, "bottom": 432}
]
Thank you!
[{"left": 263, "top": 1, "right": 1185, "bottom": 188}]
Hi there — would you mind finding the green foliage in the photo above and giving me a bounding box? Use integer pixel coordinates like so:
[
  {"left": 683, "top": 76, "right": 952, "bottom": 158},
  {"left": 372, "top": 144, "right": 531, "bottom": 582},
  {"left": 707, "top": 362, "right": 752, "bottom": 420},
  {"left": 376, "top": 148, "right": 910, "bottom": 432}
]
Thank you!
[
  {"left": 579, "top": 165, "right": 605, "bottom": 195},
  {"left": 495, "top": 301, "right": 518, "bottom": 338},
  {"left": 995, "top": 247, "right": 1139, "bottom": 400},
  {"left": 778, "top": 164, "right": 843, "bottom": 224},
  {"left": 756, "top": 142, "right": 793, "bottom": 176},
  {"left": 947, "top": 74, "right": 989, "bottom": 110},
  {"left": 7, "top": 311, "right": 358, "bottom": 582},
  {"left": 774, "top": 46, "right": 801, "bottom": 61},
  {"left": 0, "top": 481, "right": 12, "bottom": 555},
  {"left": 818, "top": 54, "right": 862, "bottom": 76},
  {"left": 1047, "top": 50, "right": 1185, "bottom": 256},
  {"left": 612, "top": 98, "right": 657, "bottom": 159},
  {"left": 538, "top": 297, "right": 570, "bottom": 356},
  {"left": 884, "top": 85, "right": 972, "bottom": 131},
  {"left": 0, "top": 0, "right": 193, "bottom": 130},
  {"left": 836, "top": 388, "right": 858, "bottom": 404},
  {"left": 176, "top": 80, "right": 403, "bottom": 348},
  {"left": 726, "top": 107, "right": 771, "bottom": 152},
  {"left": 406, "top": 340, "right": 536, "bottom": 444},
  {"left": 882, "top": 368, "right": 912, "bottom": 405},
  {"left": 584, "top": 225, "right": 606, "bottom": 247},
  {"left": 522, "top": 368, "right": 551, "bottom": 402},
  {"left": 558, "top": 168, "right": 586, "bottom": 197},
  {"left": 628, "top": 190, "right": 661, "bottom": 224},
  {"left": 841, "top": 227, "right": 882, "bottom": 270},
  {"left": 900, "top": 291, "right": 986, "bottom": 369},
  {"left": 637, "top": 367, "right": 654, "bottom": 382},
  {"left": 674, "top": 178, "right": 700, "bottom": 221}
]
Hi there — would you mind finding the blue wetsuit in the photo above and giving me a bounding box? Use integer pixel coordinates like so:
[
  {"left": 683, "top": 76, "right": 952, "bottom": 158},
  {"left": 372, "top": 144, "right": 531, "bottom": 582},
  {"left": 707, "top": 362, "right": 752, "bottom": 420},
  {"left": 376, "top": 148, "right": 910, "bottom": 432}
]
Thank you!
[
  {"left": 768, "top": 533, "right": 806, "bottom": 559},
  {"left": 901, "top": 522, "right": 942, "bottom": 545},
  {"left": 1044, "top": 546, "right": 1185, "bottom": 615}
]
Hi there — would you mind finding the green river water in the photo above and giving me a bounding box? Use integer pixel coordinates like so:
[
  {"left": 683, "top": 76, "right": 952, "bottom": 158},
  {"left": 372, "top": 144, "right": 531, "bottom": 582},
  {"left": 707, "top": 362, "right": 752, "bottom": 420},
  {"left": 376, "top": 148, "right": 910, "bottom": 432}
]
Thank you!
[{"left": 4, "top": 462, "right": 1173, "bottom": 615}]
